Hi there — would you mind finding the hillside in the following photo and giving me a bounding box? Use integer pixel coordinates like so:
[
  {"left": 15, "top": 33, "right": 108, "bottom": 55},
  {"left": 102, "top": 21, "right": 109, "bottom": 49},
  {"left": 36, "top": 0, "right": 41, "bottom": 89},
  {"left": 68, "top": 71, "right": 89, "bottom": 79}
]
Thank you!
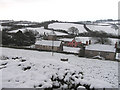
[
  {"left": 0, "top": 20, "right": 119, "bottom": 38},
  {"left": 0, "top": 47, "right": 118, "bottom": 89}
]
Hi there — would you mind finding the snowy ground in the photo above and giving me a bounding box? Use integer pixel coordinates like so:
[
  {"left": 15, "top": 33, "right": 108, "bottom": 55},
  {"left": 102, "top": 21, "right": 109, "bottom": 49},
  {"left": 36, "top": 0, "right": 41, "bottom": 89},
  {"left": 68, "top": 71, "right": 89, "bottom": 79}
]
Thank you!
[{"left": 0, "top": 47, "right": 119, "bottom": 89}]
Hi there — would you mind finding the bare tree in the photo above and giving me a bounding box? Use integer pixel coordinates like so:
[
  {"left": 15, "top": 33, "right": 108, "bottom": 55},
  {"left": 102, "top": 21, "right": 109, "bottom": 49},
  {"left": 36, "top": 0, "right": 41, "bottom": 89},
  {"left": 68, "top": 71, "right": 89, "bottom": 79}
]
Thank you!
[
  {"left": 24, "top": 29, "right": 39, "bottom": 36},
  {"left": 68, "top": 27, "right": 79, "bottom": 35}
]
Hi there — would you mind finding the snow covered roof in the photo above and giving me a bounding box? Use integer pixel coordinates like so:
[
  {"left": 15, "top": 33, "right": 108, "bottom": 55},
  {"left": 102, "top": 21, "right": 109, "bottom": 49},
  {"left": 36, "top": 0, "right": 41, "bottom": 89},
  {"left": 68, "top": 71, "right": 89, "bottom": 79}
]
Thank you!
[
  {"left": 59, "top": 38, "right": 73, "bottom": 42},
  {"left": 116, "top": 53, "right": 120, "bottom": 60},
  {"left": 63, "top": 46, "right": 80, "bottom": 53},
  {"left": 35, "top": 40, "right": 61, "bottom": 47},
  {"left": 86, "top": 44, "right": 116, "bottom": 52},
  {"left": 75, "top": 37, "right": 90, "bottom": 43}
]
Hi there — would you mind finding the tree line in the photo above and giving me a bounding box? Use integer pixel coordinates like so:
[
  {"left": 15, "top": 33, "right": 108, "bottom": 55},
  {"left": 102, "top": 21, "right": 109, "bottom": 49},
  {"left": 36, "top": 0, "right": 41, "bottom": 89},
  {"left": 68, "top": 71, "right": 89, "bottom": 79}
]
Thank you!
[{"left": 2, "top": 30, "right": 36, "bottom": 46}]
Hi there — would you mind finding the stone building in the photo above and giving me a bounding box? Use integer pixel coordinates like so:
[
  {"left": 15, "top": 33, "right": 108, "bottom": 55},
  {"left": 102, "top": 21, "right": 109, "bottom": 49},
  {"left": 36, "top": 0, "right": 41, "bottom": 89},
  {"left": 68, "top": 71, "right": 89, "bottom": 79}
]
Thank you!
[
  {"left": 85, "top": 44, "right": 116, "bottom": 60},
  {"left": 35, "top": 40, "right": 63, "bottom": 52}
]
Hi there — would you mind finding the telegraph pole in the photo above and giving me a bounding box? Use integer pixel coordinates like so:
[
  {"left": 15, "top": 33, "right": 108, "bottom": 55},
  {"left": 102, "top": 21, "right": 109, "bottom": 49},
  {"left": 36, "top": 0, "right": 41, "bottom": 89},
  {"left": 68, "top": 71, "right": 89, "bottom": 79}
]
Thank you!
[
  {"left": 52, "top": 38, "right": 54, "bottom": 56},
  {"left": 0, "top": 24, "right": 2, "bottom": 46},
  {"left": 52, "top": 30, "right": 54, "bottom": 56}
]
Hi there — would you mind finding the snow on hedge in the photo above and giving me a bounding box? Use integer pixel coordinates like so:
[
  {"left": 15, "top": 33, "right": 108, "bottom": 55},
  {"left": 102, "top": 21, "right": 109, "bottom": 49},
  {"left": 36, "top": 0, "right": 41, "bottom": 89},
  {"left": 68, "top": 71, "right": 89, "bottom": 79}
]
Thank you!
[
  {"left": 48, "top": 23, "right": 87, "bottom": 33},
  {"left": 0, "top": 47, "right": 118, "bottom": 89}
]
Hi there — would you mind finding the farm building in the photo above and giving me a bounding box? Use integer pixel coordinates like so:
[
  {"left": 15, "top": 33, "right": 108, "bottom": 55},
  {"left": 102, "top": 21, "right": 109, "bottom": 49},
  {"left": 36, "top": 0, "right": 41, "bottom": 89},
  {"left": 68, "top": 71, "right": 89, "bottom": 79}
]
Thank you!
[
  {"left": 85, "top": 44, "right": 116, "bottom": 60},
  {"left": 59, "top": 38, "right": 73, "bottom": 45},
  {"left": 43, "top": 31, "right": 57, "bottom": 40},
  {"left": 60, "top": 37, "right": 91, "bottom": 47},
  {"left": 67, "top": 39, "right": 83, "bottom": 47},
  {"left": 67, "top": 39, "right": 91, "bottom": 47},
  {"left": 35, "top": 40, "right": 63, "bottom": 52}
]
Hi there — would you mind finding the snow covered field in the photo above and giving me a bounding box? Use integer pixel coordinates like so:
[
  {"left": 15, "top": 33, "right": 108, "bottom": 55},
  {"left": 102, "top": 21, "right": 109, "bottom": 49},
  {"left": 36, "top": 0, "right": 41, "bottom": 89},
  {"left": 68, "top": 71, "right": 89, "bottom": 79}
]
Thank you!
[
  {"left": 87, "top": 25, "right": 118, "bottom": 35},
  {"left": 48, "top": 22, "right": 118, "bottom": 36},
  {"left": 0, "top": 47, "right": 119, "bottom": 89},
  {"left": 48, "top": 23, "right": 87, "bottom": 33}
]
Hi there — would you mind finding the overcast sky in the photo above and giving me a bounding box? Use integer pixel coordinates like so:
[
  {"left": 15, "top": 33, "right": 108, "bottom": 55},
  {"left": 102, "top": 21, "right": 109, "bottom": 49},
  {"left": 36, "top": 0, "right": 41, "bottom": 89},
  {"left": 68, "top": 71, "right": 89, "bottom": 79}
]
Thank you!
[{"left": 0, "top": 0, "right": 119, "bottom": 22}]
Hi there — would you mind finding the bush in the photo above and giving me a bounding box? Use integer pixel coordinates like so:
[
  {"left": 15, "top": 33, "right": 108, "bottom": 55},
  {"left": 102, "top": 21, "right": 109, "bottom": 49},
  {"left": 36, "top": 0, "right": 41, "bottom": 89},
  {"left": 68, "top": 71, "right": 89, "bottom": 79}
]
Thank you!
[
  {"left": 68, "top": 27, "right": 79, "bottom": 35},
  {"left": 90, "top": 37, "right": 112, "bottom": 45},
  {"left": 0, "top": 55, "right": 9, "bottom": 60}
]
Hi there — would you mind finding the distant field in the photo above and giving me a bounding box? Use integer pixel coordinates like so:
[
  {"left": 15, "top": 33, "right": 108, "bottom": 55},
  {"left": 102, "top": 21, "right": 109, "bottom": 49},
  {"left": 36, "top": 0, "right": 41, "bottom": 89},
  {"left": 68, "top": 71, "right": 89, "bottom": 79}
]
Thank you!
[{"left": 48, "top": 23, "right": 87, "bottom": 33}]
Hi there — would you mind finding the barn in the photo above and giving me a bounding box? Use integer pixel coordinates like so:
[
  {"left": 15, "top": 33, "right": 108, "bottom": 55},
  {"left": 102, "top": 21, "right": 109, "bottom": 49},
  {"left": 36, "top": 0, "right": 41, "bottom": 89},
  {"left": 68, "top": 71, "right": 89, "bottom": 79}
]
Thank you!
[
  {"left": 35, "top": 40, "right": 63, "bottom": 52},
  {"left": 85, "top": 44, "right": 116, "bottom": 60}
]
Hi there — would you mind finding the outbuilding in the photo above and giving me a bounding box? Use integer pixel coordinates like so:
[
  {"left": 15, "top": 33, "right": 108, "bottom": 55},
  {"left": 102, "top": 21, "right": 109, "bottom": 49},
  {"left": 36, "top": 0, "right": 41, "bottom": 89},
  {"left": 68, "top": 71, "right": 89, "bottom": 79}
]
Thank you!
[
  {"left": 35, "top": 40, "right": 63, "bottom": 52},
  {"left": 85, "top": 44, "right": 116, "bottom": 60}
]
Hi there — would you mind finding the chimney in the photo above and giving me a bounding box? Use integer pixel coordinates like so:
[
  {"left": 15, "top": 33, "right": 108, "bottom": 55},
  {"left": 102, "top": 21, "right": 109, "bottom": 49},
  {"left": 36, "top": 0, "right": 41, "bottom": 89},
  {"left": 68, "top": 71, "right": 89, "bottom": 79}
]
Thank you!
[
  {"left": 89, "top": 40, "right": 91, "bottom": 45},
  {"left": 115, "top": 42, "right": 117, "bottom": 48},
  {"left": 86, "top": 41, "right": 88, "bottom": 45}
]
